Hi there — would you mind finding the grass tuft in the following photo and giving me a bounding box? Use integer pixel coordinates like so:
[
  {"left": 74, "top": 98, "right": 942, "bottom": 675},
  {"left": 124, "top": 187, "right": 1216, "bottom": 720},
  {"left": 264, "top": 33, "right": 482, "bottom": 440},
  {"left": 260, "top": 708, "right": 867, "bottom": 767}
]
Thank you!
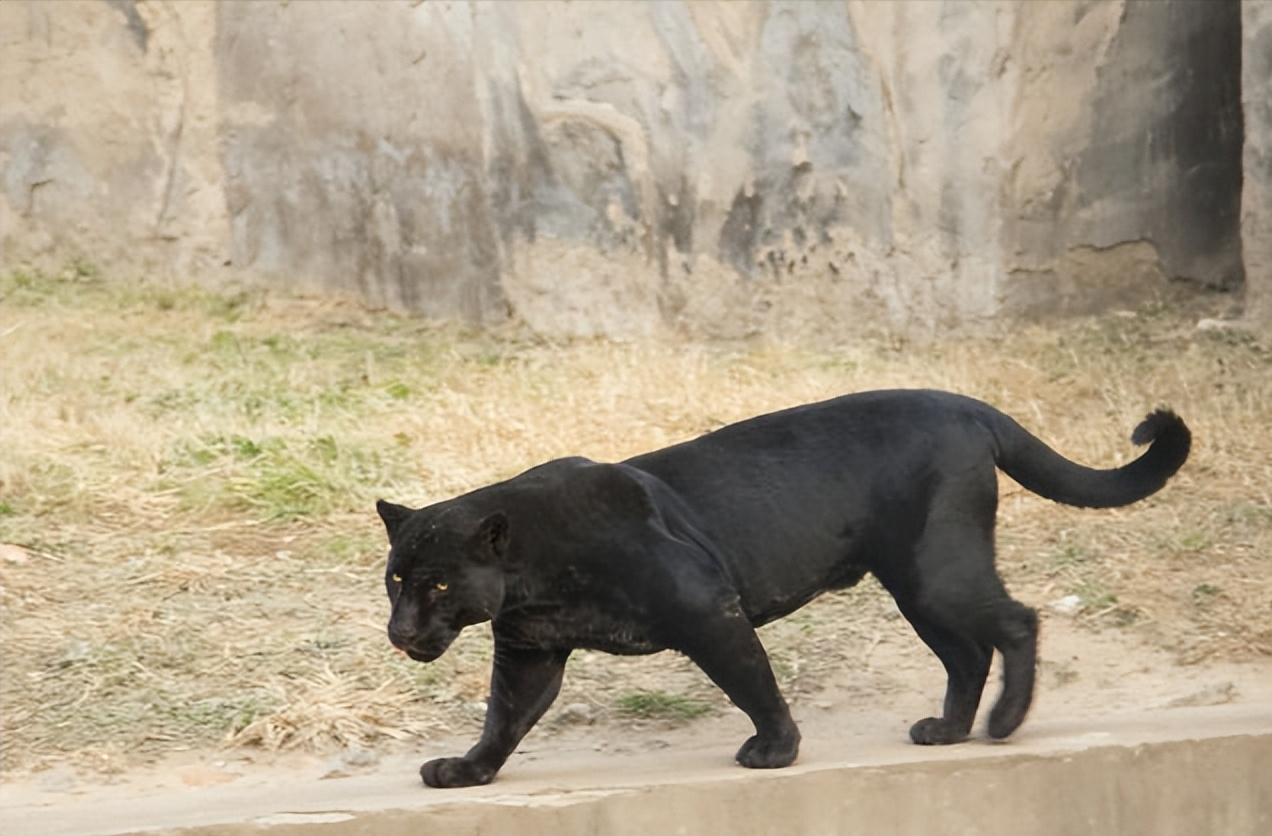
[{"left": 616, "top": 690, "right": 717, "bottom": 724}]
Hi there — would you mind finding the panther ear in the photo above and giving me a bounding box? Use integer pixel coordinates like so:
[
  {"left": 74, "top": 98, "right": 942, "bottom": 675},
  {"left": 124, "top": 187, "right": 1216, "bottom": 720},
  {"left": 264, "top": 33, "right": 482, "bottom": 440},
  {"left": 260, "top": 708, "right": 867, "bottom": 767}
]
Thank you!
[
  {"left": 376, "top": 500, "right": 413, "bottom": 539},
  {"left": 475, "top": 511, "right": 510, "bottom": 561}
]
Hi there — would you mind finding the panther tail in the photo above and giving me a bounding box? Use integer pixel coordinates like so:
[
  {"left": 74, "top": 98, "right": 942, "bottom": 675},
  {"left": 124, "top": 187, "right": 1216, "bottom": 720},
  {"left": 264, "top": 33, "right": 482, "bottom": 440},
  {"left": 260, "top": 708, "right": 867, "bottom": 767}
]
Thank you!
[{"left": 987, "top": 407, "right": 1191, "bottom": 508}]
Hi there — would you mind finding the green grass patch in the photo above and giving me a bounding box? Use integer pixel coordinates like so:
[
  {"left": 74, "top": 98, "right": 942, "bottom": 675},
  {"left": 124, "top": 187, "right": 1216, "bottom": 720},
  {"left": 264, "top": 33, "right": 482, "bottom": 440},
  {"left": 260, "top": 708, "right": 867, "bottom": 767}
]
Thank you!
[
  {"left": 616, "top": 690, "right": 716, "bottom": 724},
  {"left": 1044, "top": 541, "right": 1097, "bottom": 570},
  {"left": 159, "top": 433, "right": 407, "bottom": 521},
  {"left": 1192, "top": 582, "right": 1222, "bottom": 599},
  {"left": 1068, "top": 579, "right": 1118, "bottom": 612}
]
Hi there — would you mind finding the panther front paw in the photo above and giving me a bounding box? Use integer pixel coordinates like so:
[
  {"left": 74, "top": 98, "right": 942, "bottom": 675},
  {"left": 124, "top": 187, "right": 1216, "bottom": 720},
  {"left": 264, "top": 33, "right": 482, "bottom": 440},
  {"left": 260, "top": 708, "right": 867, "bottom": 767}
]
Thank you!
[
  {"left": 908, "top": 716, "right": 970, "bottom": 745},
  {"left": 735, "top": 730, "right": 800, "bottom": 769},
  {"left": 420, "top": 756, "right": 496, "bottom": 788}
]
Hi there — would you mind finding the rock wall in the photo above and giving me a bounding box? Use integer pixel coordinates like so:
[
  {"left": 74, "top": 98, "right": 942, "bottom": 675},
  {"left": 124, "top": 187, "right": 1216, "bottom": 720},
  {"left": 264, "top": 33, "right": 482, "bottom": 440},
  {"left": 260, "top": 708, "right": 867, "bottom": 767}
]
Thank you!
[
  {"left": 1244, "top": 0, "right": 1272, "bottom": 328},
  {"left": 0, "top": 0, "right": 1257, "bottom": 338},
  {"left": 1003, "top": 0, "right": 1245, "bottom": 319}
]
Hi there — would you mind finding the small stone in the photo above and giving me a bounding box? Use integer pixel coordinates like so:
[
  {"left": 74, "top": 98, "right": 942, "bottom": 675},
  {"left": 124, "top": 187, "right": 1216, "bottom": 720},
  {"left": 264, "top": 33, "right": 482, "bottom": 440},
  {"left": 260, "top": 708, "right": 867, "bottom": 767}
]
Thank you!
[
  {"left": 37, "top": 766, "right": 78, "bottom": 793},
  {"left": 340, "top": 747, "right": 379, "bottom": 769},
  {"left": 0, "top": 544, "right": 30, "bottom": 564},
  {"left": 1048, "top": 594, "right": 1083, "bottom": 615},
  {"left": 321, "top": 746, "right": 380, "bottom": 779},
  {"left": 61, "top": 640, "right": 93, "bottom": 664},
  {"left": 557, "top": 702, "right": 595, "bottom": 724}
]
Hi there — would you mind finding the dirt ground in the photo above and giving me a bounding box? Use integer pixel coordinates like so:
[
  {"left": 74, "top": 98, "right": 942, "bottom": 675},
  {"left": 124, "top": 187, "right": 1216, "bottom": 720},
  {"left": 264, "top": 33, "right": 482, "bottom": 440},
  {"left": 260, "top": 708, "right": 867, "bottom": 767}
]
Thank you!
[
  {"left": 6, "top": 612, "right": 1271, "bottom": 809},
  {"left": 1, "top": 270, "right": 1270, "bottom": 804}
]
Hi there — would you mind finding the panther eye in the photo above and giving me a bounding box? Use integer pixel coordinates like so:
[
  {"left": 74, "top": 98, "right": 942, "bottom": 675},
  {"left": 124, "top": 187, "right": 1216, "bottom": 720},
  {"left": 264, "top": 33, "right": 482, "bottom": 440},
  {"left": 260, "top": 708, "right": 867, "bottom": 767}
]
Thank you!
[
  {"left": 435, "top": 582, "right": 449, "bottom": 592},
  {"left": 391, "top": 574, "right": 403, "bottom": 584}
]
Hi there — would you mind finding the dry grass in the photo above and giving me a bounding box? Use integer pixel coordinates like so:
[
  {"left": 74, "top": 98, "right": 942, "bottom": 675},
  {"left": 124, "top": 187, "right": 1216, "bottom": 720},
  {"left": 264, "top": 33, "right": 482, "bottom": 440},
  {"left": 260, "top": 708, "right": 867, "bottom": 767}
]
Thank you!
[{"left": 1, "top": 268, "right": 1269, "bottom": 776}]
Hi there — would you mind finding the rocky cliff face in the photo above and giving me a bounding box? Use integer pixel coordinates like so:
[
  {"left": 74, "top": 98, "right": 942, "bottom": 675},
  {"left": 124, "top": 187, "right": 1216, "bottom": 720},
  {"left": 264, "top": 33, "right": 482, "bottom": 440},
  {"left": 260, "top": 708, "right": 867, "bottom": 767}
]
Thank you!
[
  {"left": 0, "top": 0, "right": 1256, "bottom": 338},
  {"left": 1243, "top": 0, "right": 1272, "bottom": 328}
]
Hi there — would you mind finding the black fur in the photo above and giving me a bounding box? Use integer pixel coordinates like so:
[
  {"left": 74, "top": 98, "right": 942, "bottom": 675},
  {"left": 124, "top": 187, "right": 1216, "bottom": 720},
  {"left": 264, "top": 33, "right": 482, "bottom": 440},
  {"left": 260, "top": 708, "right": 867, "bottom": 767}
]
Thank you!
[{"left": 377, "top": 389, "right": 1189, "bottom": 787}]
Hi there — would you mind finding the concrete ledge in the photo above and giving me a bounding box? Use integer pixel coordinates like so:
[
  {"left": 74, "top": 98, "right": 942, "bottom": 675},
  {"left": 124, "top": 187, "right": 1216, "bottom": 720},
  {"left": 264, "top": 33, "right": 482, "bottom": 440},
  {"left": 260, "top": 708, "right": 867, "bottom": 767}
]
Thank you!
[{"left": 6, "top": 704, "right": 1271, "bottom": 836}]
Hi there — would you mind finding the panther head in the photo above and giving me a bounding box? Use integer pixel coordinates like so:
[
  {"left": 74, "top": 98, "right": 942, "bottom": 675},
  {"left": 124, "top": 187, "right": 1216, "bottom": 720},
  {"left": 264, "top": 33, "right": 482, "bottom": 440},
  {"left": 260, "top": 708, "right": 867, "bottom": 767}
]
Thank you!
[{"left": 376, "top": 499, "right": 510, "bottom": 662}]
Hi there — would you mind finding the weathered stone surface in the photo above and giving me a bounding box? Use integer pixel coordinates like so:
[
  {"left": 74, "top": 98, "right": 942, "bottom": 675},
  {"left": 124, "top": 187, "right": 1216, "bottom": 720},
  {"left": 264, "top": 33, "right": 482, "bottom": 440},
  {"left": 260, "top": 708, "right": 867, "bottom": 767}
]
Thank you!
[
  {"left": 1243, "top": 0, "right": 1272, "bottom": 328},
  {"left": 0, "top": 0, "right": 1256, "bottom": 338},
  {"left": 1, "top": 1, "right": 228, "bottom": 280},
  {"left": 6, "top": 704, "right": 1272, "bottom": 836},
  {"left": 1003, "top": 0, "right": 1244, "bottom": 320}
]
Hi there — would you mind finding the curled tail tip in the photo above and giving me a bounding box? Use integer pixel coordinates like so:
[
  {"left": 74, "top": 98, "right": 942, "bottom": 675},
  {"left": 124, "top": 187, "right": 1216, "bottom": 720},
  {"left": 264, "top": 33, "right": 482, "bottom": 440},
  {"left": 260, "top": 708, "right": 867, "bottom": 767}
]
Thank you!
[{"left": 1131, "top": 408, "right": 1191, "bottom": 454}]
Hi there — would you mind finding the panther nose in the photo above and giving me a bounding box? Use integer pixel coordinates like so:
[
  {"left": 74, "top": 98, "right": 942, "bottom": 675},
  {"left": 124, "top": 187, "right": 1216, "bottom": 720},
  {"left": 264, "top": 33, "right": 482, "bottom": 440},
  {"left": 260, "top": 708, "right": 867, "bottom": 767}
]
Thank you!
[{"left": 387, "top": 624, "right": 414, "bottom": 650}]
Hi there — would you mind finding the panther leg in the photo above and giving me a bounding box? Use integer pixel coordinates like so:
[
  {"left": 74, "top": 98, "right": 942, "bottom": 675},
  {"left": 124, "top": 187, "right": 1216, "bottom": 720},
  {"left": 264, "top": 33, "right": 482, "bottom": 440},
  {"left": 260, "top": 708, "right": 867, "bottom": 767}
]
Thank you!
[
  {"left": 666, "top": 599, "right": 800, "bottom": 769},
  {"left": 985, "top": 601, "right": 1037, "bottom": 739},
  {"left": 420, "top": 641, "right": 570, "bottom": 788},
  {"left": 896, "top": 605, "right": 992, "bottom": 745},
  {"left": 885, "top": 478, "right": 1037, "bottom": 745},
  {"left": 897, "top": 568, "right": 1038, "bottom": 744}
]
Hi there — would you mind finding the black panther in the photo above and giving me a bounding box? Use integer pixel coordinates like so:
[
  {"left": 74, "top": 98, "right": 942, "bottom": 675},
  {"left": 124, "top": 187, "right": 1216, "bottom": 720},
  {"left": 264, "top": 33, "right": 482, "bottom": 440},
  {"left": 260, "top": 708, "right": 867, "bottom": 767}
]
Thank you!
[{"left": 377, "top": 389, "right": 1189, "bottom": 787}]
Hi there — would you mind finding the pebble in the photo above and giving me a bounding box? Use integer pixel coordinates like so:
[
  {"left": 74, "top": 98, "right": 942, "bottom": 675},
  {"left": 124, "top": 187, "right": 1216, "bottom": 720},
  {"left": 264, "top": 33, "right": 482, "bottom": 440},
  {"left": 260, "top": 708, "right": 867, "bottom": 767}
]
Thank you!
[
  {"left": 1048, "top": 594, "right": 1083, "bottom": 615},
  {"left": 37, "top": 766, "right": 78, "bottom": 793},
  {"left": 0, "top": 543, "right": 30, "bottom": 564},
  {"left": 557, "top": 702, "right": 596, "bottom": 724},
  {"left": 320, "top": 746, "right": 380, "bottom": 779},
  {"left": 340, "top": 747, "right": 380, "bottom": 769}
]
